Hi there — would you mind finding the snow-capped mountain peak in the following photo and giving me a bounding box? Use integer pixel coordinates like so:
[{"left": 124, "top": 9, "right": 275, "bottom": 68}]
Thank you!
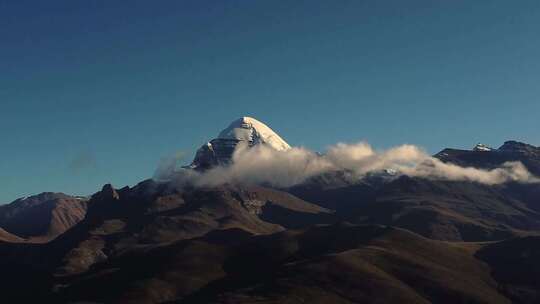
[
  {"left": 189, "top": 117, "right": 290, "bottom": 169},
  {"left": 217, "top": 116, "right": 290, "bottom": 151}
]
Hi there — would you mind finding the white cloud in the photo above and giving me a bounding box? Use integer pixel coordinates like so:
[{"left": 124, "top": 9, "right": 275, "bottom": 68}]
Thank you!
[{"left": 157, "top": 142, "right": 539, "bottom": 187}]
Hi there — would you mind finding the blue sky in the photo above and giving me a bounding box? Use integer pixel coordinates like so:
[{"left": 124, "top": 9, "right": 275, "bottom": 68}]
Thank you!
[{"left": 1, "top": 1, "right": 539, "bottom": 203}]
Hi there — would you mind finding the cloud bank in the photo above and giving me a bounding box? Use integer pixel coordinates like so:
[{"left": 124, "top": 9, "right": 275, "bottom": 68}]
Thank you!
[{"left": 155, "top": 142, "right": 539, "bottom": 187}]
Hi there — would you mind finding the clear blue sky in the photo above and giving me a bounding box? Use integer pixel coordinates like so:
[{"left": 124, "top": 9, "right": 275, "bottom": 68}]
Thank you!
[{"left": 1, "top": 1, "right": 539, "bottom": 203}]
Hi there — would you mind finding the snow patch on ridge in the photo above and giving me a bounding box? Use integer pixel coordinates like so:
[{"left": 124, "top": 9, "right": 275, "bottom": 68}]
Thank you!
[{"left": 473, "top": 143, "right": 493, "bottom": 152}]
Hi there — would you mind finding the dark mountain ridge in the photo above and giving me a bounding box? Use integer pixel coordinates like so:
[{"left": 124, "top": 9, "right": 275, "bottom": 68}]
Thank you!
[{"left": 435, "top": 140, "right": 540, "bottom": 175}]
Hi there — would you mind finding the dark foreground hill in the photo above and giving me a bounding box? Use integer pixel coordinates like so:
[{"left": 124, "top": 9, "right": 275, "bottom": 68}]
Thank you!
[
  {"left": 476, "top": 236, "right": 540, "bottom": 304},
  {"left": 7, "top": 222, "right": 540, "bottom": 304},
  {"left": 0, "top": 181, "right": 333, "bottom": 275}
]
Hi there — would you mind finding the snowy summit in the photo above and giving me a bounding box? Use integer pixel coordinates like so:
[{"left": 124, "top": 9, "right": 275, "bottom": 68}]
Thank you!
[
  {"left": 218, "top": 117, "right": 291, "bottom": 151},
  {"left": 473, "top": 143, "right": 493, "bottom": 152},
  {"left": 189, "top": 116, "right": 290, "bottom": 169}
]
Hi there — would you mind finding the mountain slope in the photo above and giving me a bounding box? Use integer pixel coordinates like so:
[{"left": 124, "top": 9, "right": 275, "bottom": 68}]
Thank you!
[
  {"left": 0, "top": 193, "right": 88, "bottom": 240},
  {"left": 291, "top": 175, "right": 540, "bottom": 241},
  {"left": 476, "top": 236, "right": 540, "bottom": 304},
  {"left": 0, "top": 176, "right": 538, "bottom": 302},
  {"left": 54, "top": 224, "right": 511, "bottom": 304},
  {"left": 3, "top": 181, "right": 333, "bottom": 277}
]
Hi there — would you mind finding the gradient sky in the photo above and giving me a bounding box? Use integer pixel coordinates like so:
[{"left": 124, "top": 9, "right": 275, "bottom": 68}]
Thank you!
[{"left": 1, "top": 1, "right": 540, "bottom": 203}]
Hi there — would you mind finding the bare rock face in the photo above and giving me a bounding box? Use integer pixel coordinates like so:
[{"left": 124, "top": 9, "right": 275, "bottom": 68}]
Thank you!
[
  {"left": 94, "top": 184, "right": 120, "bottom": 201},
  {"left": 0, "top": 193, "right": 88, "bottom": 240}
]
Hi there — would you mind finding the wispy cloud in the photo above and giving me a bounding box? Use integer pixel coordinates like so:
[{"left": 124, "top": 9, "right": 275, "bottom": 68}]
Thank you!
[
  {"left": 156, "top": 142, "right": 540, "bottom": 187},
  {"left": 68, "top": 151, "right": 98, "bottom": 174},
  {"left": 154, "top": 151, "right": 187, "bottom": 179}
]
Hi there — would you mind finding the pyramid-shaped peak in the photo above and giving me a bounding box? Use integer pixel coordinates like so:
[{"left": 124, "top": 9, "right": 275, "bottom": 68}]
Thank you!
[
  {"left": 217, "top": 116, "right": 291, "bottom": 151},
  {"left": 187, "top": 117, "right": 291, "bottom": 170}
]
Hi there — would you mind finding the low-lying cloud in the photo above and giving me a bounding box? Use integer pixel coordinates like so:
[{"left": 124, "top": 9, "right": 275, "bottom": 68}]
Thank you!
[{"left": 156, "top": 142, "right": 539, "bottom": 187}]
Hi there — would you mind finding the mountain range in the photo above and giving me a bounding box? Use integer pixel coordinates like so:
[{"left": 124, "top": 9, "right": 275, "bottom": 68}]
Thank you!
[{"left": 1, "top": 117, "right": 540, "bottom": 303}]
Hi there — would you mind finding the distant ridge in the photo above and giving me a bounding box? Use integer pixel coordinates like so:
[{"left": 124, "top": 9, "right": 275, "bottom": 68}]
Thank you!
[
  {"left": 435, "top": 140, "right": 540, "bottom": 175},
  {"left": 0, "top": 192, "right": 87, "bottom": 241}
]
